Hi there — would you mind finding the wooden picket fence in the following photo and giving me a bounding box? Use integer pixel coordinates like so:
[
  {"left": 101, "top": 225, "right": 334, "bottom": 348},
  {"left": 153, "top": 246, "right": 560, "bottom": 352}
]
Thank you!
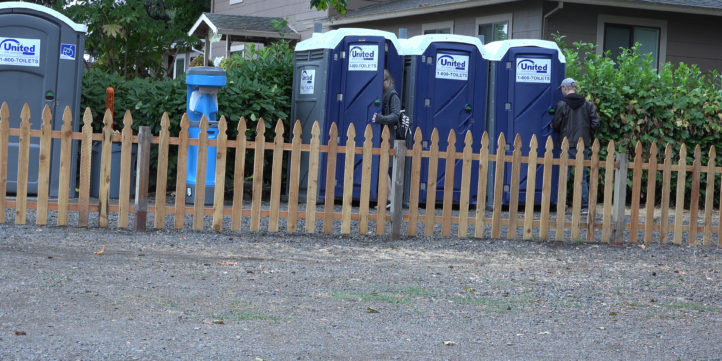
[{"left": 0, "top": 101, "right": 720, "bottom": 246}]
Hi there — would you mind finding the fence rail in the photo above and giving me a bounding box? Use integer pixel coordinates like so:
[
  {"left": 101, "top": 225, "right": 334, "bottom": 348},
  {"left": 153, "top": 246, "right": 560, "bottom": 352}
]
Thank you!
[{"left": 0, "top": 102, "right": 719, "bottom": 246}]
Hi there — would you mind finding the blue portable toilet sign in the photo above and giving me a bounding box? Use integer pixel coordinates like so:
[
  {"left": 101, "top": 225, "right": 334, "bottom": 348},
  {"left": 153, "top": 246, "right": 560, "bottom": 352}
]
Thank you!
[
  {"left": 0, "top": 36, "right": 41, "bottom": 67},
  {"left": 348, "top": 44, "right": 378, "bottom": 71},
  {"left": 515, "top": 57, "right": 551, "bottom": 83},
  {"left": 436, "top": 53, "right": 469, "bottom": 80},
  {"left": 300, "top": 69, "right": 315, "bottom": 94}
]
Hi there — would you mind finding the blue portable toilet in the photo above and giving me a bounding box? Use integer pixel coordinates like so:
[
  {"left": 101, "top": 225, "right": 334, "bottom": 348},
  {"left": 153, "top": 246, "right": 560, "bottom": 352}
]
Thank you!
[
  {"left": 185, "top": 66, "right": 226, "bottom": 205},
  {"left": 400, "top": 34, "right": 488, "bottom": 204},
  {"left": 484, "top": 40, "right": 566, "bottom": 207},
  {"left": 291, "top": 28, "right": 403, "bottom": 201}
]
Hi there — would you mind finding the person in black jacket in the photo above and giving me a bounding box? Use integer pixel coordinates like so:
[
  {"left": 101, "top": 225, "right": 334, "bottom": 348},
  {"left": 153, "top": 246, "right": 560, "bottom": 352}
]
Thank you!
[
  {"left": 552, "top": 77, "right": 600, "bottom": 213},
  {"left": 372, "top": 70, "right": 400, "bottom": 208}
]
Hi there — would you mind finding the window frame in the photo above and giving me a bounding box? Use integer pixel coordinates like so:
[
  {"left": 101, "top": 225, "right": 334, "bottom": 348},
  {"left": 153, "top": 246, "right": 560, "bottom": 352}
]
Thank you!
[
  {"left": 422, "top": 20, "right": 454, "bottom": 35},
  {"left": 230, "top": 0, "right": 243, "bottom": 4},
  {"left": 475, "top": 13, "right": 512, "bottom": 43},
  {"left": 596, "top": 14, "right": 667, "bottom": 71}
]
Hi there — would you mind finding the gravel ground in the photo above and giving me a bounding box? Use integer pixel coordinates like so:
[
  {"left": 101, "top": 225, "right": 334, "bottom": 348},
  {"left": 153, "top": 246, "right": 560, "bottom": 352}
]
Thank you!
[{"left": 1, "top": 207, "right": 721, "bottom": 360}]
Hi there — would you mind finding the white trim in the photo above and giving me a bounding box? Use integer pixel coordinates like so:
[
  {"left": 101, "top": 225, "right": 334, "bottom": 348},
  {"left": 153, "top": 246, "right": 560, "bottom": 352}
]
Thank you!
[
  {"left": 484, "top": 39, "right": 566, "bottom": 63},
  {"left": 295, "top": 28, "right": 401, "bottom": 52},
  {"left": 230, "top": 0, "right": 243, "bottom": 4},
  {"left": 400, "top": 34, "right": 488, "bottom": 58},
  {"left": 595, "top": 14, "right": 667, "bottom": 70},
  {"left": 188, "top": 13, "right": 217, "bottom": 37},
  {"left": 422, "top": 20, "right": 454, "bottom": 35},
  {"left": 0, "top": 1, "right": 87, "bottom": 32},
  {"left": 475, "top": 13, "right": 512, "bottom": 42}
]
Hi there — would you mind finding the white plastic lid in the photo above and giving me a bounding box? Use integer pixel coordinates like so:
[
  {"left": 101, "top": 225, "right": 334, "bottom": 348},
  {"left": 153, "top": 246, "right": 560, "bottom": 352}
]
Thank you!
[
  {"left": 484, "top": 39, "right": 565, "bottom": 63},
  {"left": 0, "top": 2, "right": 87, "bottom": 33},
  {"left": 295, "top": 28, "right": 401, "bottom": 53},
  {"left": 400, "top": 34, "right": 488, "bottom": 57}
]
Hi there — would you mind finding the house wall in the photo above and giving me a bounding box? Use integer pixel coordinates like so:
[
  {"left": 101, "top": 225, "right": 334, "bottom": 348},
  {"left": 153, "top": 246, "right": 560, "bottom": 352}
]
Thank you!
[{"left": 545, "top": 3, "right": 722, "bottom": 73}]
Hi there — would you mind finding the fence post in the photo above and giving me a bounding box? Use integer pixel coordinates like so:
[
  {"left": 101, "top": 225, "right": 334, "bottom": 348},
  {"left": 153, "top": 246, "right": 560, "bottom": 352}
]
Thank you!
[
  {"left": 134, "top": 126, "right": 151, "bottom": 231},
  {"left": 391, "top": 139, "right": 407, "bottom": 240},
  {"left": 612, "top": 152, "right": 628, "bottom": 244}
]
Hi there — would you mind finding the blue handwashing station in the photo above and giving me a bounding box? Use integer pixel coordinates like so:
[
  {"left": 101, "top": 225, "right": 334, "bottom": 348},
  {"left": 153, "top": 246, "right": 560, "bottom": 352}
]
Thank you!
[{"left": 185, "top": 66, "right": 226, "bottom": 205}]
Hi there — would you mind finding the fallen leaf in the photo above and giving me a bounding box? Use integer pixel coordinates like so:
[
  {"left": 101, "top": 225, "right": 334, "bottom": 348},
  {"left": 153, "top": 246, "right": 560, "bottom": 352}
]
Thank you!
[
  {"left": 217, "top": 261, "right": 238, "bottom": 266},
  {"left": 35, "top": 229, "right": 42, "bottom": 233},
  {"left": 94, "top": 245, "right": 106, "bottom": 255},
  {"left": 609, "top": 312, "right": 618, "bottom": 316},
  {"left": 212, "top": 319, "right": 225, "bottom": 325},
  {"left": 538, "top": 331, "right": 550, "bottom": 335},
  {"left": 15, "top": 331, "right": 26, "bottom": 336},
  {"left": 640, "top": 244, "right": 648, "bottom": 250},
  {"left": 366, "top": 307, "right": 379, "bottom": 313},
  {"left": 442, "top": 341, "right": 456, "bottom": 346}
]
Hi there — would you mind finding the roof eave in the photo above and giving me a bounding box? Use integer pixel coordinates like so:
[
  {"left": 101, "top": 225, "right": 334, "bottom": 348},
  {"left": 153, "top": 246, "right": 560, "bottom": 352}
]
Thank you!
[{"left": 562, "top": 0, "right": 722, "bottom": 17}]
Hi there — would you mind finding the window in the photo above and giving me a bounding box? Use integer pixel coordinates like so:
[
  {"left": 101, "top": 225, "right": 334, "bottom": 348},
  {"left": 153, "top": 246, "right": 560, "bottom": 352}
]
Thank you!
[
  {"left": 422, "top": 21, "right": 453, "bottom": 35},
  {"left": 174, "top": 57, "right": 185, "bottom": 78},
  {"left": 597, "top": 15, "right": 667, "bottom": 70},
  {"left": 476, "top": 14, "right": 512, "bottom": 44}
]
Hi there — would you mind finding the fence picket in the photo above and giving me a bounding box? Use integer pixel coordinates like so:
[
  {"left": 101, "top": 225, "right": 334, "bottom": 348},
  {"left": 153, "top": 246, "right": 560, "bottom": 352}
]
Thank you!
[
  {"left": 703, "top": 146, "right": 716, "bottom": 246},
  {"left": 99, "top": 109, "right": 113, "bottom": 228},
  {"left": 629, "top": 141, "right": 643, "bottom": 243},
  {"left": 458, "top": 131, "right": 474, "bottom": 237},
  {"left": 441, "top": 130, "right": 457, "bottom": 237},
  {"left": 602, "top": 140, "right": 615, "bottom": 243},
  {"left": 508, "top": 134, "right": 523, "bottom": 239},
  {"left": 0, "top": 102, "right": 8, "bottom": 224},
  {"left": 305, "top": 122, "right": 320, "bottom": 233},
  {"left": 212, "top": 116, "right": 229, "bottom": 231},
  {"left": 523, "top": 135, "right": 538, "bottom": 240},
  {"left": 673, "top": 144, "right": 687, "bottom": 245},
  {"left": 36, "top": 105, "right": 52, "bottom": 225},
  {"left": 376, "top": 126, "right": 391, "bottom": 235},
  {"left": 269, "top": 119, "right": 285, "bottom": 232},
  {"left": 341, "top": 123, "right": 356, "bottom": 234},
  {"left": 323, "top": 123, "right": 338, "bottom": 234},
  {"left": 118, "top": 111, "right": 134, "bottom": 228},
  {"left": 555, "top": 138, "right": 570, "bottom": 241},
  {"left": 688, "top": 145, "right": 702, "bottom": 244},
  {"left": 153, "top": 113, "right": 170, "bottom": 229},
  {"left": 251, "top": 118, "right": 266, "bottom": 232},
  {"left": 408, "top": 129, "right": 423, "bottom": 236},
  {"left": 475, "top": 132, "right": 490, "bottom": 238},
  {"left": 491, "top": 133, "right": 506, "bottom": 239},
  {"left": 425, "top": 129, "right": 440, "bottom": 236},
  {"left": 57, "top": 106, "right": 74, "bottom": 226},
  {"left": 587, "top": 139, "right": 600, "bottom": 241},
  {"left": 173, "top": 115, "right": 190, "bottom": 229},
  {"left": 540, "top": 136, "right": 554, "bottom": 241},
  {"left": 660, "top": 144, "right": 673, "bottom": 243},
  {"left": 644, "top": 142, "right": 658, "bottom": 243},
  {"left": 15, "top": 104, "right": 31, "bottom": 225},
  {"left": 287, "top": 120, "right": 302, "bottom": 233},
  {"left": 231, "top": 117, "right": 247, "bottom": 231},
  {"left": 78, "top": 109, "right": 94, "bottom": 227},
  {"left": 359, "top": 124, "right": 373, "bottom": 234},
  {"left": 193, "top": 116, "right": 210, "bottom": 231},
  {"left": 571, "top": 139, "right": 585, "bottom": 240}
]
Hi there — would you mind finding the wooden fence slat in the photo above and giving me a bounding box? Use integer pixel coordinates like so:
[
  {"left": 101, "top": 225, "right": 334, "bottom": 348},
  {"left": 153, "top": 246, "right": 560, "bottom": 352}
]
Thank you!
[
  {"left": 587, "top": 139, "right": 600, "bottom": 241},
  {"left": 57, "top": 106, "right": 74, "bottom": 226},
  {"left": 570, "top": 139, "right": 585, "bottom": 240},
  {"left": 98, "top": 109, "right": 113, "bottom": 228},
  {"left": 212, "top": 116, "right": 229, "bottom": 231},
  {"left": 36, "top": 105, "right": 52, "bottom": 225},
  {"left": 508, "top": 134, "right": 522, "bottom": 239},
  {"left": 269, "top": 119, "right": 285, "bottom": 232},
  {"left": 441, "top": 130, "right": 457, "bottom": 237},
  {"left": 323, "top": 123, "right": 338, "bottom": 234},
  {"left": 134, "top": 126, "right": 151, "bottom": 231},
  {"left": 475, "top": 131, "right": 490, "bottom": 238},
  {"left": 250, "top": 118, "right": 266, "bottom": 232},
  {"left": 539, "top": 136, "right": 554, "bottom": 241},
  {"left": 193, "top": 116, "right": 210, "bottom": 231},
  {"left": 359, "top": 124, "right": 373, "bottom": 234},
  {"left": 458, "top": 131, "right": 473, "bottom": 237},
  {"left": 376, "top": 126, "right": 391, "bottom": 235},
  {"left": 491, "top": 132, "right": 506, "bottom": 239},
  {"left": 555, "top": 138, "right": 570, "bottom": 241},
  {"left": 15, "top": 104, "right": 31, "bottom": 225},
  {"left": 231, "top": 117, "right": 247, "bottom": 231},
  {"left": 601, "top": 140, "right": 615, "bottom": 243},
  {"left": 523, "top": 135, "right": 538, "bottom": 240},
  {"left": 287, "top": 120, "right": 302, "bottom": 233},
  {"left": 153, "top": 113, "right": 170, "bottom": 229},
  {"left": 425, "top": 129, "right": 440, "bottom": 236},
  {"left": 688, "top": 145, "right": 702, "bottom": 245},
  {"left": 0, "top": 102, "right": 9, "bottom": 224},
  {"left": 173, "top": 115, "right": 190, "bottom": 229},
  {"left": 660, "top": 144, "right": 673, "bottom": 243},
  {"left": 644, "top": 142, "right": 658, "bottom": 243},
  {"left": 408, "top": 129, "right": 423, "bottom": 236},
  {"left": 673, "top": 144, "right": 687, "bottom": 245},
  {"left": 703, "top": 146, "right": 716, "bottom": 246},
  {"left": 629, "top": 141, "right": 643, "bottom": 243},
  {"left": 341, "top": 123, "right": 356, "bottom": 234},
  {"left": 78, "top": 108, "right": 94, "bottom": 227},
  {"left": 305, "top": 122, "right": 320, "bottom": 233},
  {"left": 118, "top": 110, "right": 134, "bottom": 228}
]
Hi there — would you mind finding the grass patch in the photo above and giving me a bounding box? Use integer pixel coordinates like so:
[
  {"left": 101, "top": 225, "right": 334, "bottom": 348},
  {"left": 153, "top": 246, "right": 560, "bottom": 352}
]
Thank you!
[
  {"left": 450, "top": 293, "right": 535, "bottom": 313},
  {"left": 153, "top": 296, "right": 180, "bottom": 310},
  {"left": 212, "top": 309, "right": 281, "bottom": 323},
  {"left": 330, "top": 285, "right": 442, "bottom": 305}
]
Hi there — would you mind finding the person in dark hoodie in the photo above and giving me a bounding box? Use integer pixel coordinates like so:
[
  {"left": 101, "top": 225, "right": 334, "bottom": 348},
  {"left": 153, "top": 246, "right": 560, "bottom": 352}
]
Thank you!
[
  {"left": 552, "top": 77, "right": 600, "bottom": 213},
  {"left": 372, "top": 69, "right": 401, "bottom": 208}
]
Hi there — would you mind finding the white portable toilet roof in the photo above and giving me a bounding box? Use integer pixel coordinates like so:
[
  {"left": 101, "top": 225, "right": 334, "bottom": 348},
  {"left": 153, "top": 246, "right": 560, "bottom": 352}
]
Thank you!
[
  {"left": 400, "top": 34, "right": 488, "bottom": 58},
  {"left": 0, "top": 2, "right": 87, "bottom": 33},
  {"left": 295, "top": 28, "right": 402, "bottom": 53},
  {"left": 484, "top": 39, "right": 565, "bottom": 63}
]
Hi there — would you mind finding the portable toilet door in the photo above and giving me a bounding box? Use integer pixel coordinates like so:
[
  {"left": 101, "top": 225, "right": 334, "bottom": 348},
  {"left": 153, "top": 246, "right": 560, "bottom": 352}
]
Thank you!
[
  {"left": 485, "top": 40, "right": 565, "bottom": 206},
  {"left": 0, "top": 2, "right": 86, "bottom": 198},
  {"left": 401, "top": 34, "right": 488, "bottom": 204}
]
